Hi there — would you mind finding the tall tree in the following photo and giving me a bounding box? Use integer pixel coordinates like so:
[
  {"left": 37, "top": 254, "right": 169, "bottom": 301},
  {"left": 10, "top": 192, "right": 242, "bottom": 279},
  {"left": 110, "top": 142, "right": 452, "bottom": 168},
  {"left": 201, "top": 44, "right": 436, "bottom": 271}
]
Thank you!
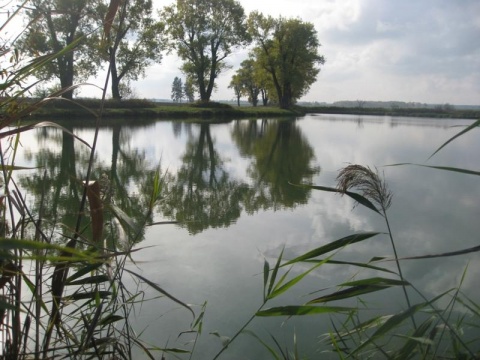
[
  {"left": 20, "top": 0, "right": 101, "bottom": 99},
  {"left": 99, "top": 0, "right": 165, "bottom": 99},
  {"left": 171, "top": 76, "right": 184, "bottom": 102},
  {"left": 162, "top": 0, "right": 249, "bottom": 102},
  {"left": 248, "top": 12, "right": 325, "bottom": 109},
  {"left": 236, "top": 58, "right": 260, "bottom": 106},
  {"left": 228, "top": 74, "right": 243, "bottom": 106}
]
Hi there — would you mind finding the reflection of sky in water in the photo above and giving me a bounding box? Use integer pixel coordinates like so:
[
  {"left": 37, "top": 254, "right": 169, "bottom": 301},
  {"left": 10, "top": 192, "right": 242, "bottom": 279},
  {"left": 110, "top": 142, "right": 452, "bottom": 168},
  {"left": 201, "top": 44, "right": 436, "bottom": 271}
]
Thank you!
[{"left": 13, "top": 115, "right": 480, "bottom": 359}]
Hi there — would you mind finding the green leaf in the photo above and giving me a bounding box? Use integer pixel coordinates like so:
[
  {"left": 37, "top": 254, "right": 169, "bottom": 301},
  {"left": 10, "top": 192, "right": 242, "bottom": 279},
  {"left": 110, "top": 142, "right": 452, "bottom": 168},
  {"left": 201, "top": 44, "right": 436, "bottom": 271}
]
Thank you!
[
  {"left": 267, "top": 246, "right": 284, "bottom": 298},
  {"left": 282, "top": 232, "right": 381, "bottom": 267},
  {"left": 387, "top": 244, "right": 480, "bottom": 261},
  {"left": 429, "top": 119, "right": 480, "bottom": 159},
  {"left": 303, "top": 259, "right": 395, "bottom": 274},
  {"left": 394, "top": 316, "right": 436, "bottom": 359},
  {"left": 65, "top": 290, "right": 111, "bottom": 301},
  {"left": 268, "top": 260, "right": 327, "bottom": 300},
  {"left": 67, "top": 275, "right": 110, "bottom": 286},
  {"left": 66, "top": 263, "right": 104, "bottom": 284},
  {"left": 309, "top": 286, "right": 383, "bottom": 304},
  {"left": 0, "top": 238, "right": 95, "bottom": 260},
  {"left": 351, "top": 290, "right": 452, "bottom": 355},
  {"left": 263, "top": 258, "right": 270, "bottom": 301},
  {"left": 256, "top": 305, "right": 352, "bottom": 317},
  {"left": 340, "top": 277, "right": 410, "bottom": 287},
  {"left": 99, "top": 315, "right": 124, "bottom": 326},
  {"left": 388, "top": 163, "right": 480, "bottom": 177},
  {"left": 308, "top": 282, "right": 400, "bottom": 304}
]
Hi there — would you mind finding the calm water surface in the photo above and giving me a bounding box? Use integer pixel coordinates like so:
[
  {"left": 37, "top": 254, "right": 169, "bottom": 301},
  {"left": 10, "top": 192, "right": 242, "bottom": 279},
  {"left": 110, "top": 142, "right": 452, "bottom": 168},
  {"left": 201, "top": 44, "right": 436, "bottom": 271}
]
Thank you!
[{"left": 15, "top": 114, "right": 480, "bottom": 359}]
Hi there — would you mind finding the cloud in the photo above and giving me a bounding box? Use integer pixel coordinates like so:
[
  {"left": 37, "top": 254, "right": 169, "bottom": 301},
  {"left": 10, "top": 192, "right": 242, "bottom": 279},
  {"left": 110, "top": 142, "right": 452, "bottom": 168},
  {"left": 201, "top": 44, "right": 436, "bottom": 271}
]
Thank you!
[{"left": 113, "top": 0, "right": 480, "bottom": 104}]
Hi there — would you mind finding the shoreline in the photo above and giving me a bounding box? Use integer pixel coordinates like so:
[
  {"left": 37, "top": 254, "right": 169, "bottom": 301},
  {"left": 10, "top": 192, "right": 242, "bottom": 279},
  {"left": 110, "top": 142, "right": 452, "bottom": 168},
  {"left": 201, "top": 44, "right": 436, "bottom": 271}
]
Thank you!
[{"left": 8, "top": 98, "right": 480, "bottom": 122}]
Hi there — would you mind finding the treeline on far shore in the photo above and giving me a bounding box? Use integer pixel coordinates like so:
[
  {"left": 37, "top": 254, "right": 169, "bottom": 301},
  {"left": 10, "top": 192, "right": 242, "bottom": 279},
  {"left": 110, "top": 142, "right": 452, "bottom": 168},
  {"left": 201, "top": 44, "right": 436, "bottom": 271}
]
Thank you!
[
  {"left": 8, "top": 97, "right": 480, "bottom": 121},
  {"left": 303, "top": 105, "right": 480, "bottom": 119}
]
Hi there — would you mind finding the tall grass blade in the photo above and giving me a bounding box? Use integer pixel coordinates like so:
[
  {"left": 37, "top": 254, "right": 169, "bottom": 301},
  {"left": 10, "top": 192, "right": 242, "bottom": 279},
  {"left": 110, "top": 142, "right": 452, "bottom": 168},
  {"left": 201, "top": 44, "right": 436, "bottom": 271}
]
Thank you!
[
  {"left": 309, "top": 277, "right": 409, "bottom": 304},
  {"left": 269, "top": 259, "right": 331, "bottom": 300},
  {"left": 303, "top": 259, "right": 395, "bottom": 274},
  {"left": 391, "top": 244, "right": 480, "bottom": 261},
  {"left": 429, "top": 119, "right": 480, "bottom": 159},
  {"left": 282, "top": 232, "right": 380, "bottom": 267},
  {"left": 267, "top": 247, "right": 284, "bottom": 299},
  {"left": 394, "top": 316, "right": 436, "bottom": 360},
  {"left": 256, "top": 305, "right": 352, "bottom": 317},
  {"left": 388, "top": 163, "right": 480, "bottom": 177},
  {"left": 263, "top": 258, "right": 270, "bottom": 301},
  {"left": 0, "top": 121, "right": 92, "bottom": 149},
  {"left": 350, "top": 290, "right": 452, "bottom": 355}
]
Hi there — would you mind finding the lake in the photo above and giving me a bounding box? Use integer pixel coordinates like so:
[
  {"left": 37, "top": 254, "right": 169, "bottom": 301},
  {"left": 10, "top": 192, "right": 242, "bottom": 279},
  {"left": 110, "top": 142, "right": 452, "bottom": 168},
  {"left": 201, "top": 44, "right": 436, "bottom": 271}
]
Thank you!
[{"left": 14, "top": 114, "right": 480, "bottom": 359}]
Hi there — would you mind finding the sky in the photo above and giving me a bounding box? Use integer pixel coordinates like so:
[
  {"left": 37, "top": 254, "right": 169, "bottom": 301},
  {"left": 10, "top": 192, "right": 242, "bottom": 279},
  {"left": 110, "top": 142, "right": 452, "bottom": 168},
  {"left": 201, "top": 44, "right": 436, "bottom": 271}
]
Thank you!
[
  {"left": 123, "top": 0, "right": 479, "bottom": 106},
  {"left": 7, "top": 0, "right": 478, "bottom": 105}
]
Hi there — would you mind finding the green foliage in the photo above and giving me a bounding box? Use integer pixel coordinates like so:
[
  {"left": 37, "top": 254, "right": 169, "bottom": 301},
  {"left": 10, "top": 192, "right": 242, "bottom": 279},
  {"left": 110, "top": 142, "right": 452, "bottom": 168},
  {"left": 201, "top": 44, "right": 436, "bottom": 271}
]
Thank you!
[
  {"left": 248, "top": 12, "right": 325, "bottom": 109},
  {"left": 18, "top": 0, "right": 102, "bottom": 99},
  {"left": 98, "top": 0, "right": 166, "bottom": 99},
  {"left": 171, "top": 76, "right": 184, "bottom": 102},
  {"left": 231, "top": 58, "right": 262, "bottom": 106},
  {"left": 229, "top": 73, "right": 244, "bottom": 106},
  {"left": 183, "top": 76, "right": 196, "bottom": 102},
  {"left": 162, "top": 0, "right": 250, "bottom": 102}
]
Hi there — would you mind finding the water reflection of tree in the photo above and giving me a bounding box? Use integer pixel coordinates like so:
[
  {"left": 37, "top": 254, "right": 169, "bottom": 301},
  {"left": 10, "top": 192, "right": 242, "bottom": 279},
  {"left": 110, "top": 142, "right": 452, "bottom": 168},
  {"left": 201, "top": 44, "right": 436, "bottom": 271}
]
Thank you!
[
  {"left": 104, "top": 125, "right": 158, "bottom": 247},
  {"left": 20, "top": 125, "right": 157, "bottom": 247},
  {"left": 160, "top": 123, "right": 249, "bottom": 235},
  {"left": 232, "top": 119, "right": 320, "bottom": 212},
  {"left": 21, "top": 125, "right": 87, "bottom": 241}
]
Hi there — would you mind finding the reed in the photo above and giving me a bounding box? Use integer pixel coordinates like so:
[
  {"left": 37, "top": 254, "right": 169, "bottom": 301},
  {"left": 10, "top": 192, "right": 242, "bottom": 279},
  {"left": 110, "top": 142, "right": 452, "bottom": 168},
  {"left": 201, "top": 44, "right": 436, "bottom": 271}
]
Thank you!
[{"left": 0, "top": 2, "right": 192, "bottom": 359}]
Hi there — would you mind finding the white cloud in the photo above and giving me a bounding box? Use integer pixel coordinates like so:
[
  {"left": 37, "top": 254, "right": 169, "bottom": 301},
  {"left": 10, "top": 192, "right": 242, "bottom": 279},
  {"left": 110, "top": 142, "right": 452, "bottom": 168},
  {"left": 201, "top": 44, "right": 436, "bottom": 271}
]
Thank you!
[{"left": 94, "top": 0, "right": 480, "bottom": 105}]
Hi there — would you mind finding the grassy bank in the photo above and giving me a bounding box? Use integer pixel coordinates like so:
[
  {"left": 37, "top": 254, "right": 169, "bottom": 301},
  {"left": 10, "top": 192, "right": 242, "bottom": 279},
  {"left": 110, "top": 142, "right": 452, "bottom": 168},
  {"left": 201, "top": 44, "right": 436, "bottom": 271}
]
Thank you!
[
  {"left": 15, "top": 98, "right": 479, "bottom": 121},
  {"left": 23, "top": 98, "right": 299, "bottom": 120}
]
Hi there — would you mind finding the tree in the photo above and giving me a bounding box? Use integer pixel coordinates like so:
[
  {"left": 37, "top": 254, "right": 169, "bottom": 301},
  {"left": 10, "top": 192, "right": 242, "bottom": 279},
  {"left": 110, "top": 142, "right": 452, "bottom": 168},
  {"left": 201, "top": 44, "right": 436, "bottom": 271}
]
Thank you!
[
  {"left": 236, "top": 58, "right": 260, "bottom": 106},
  {"left": 183, "top": 76, "right": 195, "bottom": 102},
  {"left": 229, "top": 74, "right": 243, "bottom": 106},
  {"left": 99, "top": 0, "right": 165, "bottom": 100},
  {"left": 162, "top": 0, "right": 249, "bottom": 102},
  {"left": 171, "top": 76, "right": 184, "bottom": 102},
  {"left": 20, "top": 0, "right": 101, "bottom": 99},
  {"left": 248, "top": 12, "right": 325, "bottom": 109}
]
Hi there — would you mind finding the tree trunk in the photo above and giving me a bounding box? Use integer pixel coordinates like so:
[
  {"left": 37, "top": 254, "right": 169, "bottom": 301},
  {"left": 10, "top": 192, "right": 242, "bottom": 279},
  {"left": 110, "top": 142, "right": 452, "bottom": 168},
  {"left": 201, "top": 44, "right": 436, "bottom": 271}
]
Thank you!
[
  {"left": 59, "top": 53, "right": 75, "bottom": 100},
  {"left": 110, "top": 48, "right": 122, "bottom": 100}
]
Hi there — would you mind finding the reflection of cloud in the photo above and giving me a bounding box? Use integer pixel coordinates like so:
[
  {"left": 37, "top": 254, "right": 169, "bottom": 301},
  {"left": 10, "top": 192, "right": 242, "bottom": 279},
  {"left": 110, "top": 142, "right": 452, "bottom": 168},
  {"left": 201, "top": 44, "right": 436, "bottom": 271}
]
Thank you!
[{"left": 28, "top": 114, "right": 474, "bottom": 358}]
